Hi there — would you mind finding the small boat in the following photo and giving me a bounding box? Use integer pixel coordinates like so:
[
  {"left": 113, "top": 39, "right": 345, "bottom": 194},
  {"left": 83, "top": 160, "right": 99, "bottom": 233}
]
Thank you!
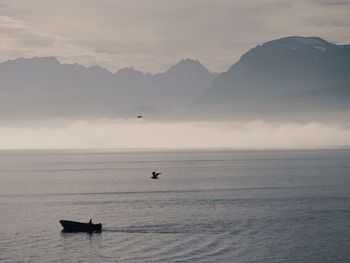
[{"left": 59, "top": 220, "right": 102, "bottom": 232}]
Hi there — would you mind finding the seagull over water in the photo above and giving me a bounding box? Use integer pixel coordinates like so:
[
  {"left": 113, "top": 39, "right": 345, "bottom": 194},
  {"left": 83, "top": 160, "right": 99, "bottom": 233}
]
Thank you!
[{"left": 151, "top": 171, "right": 161, "bottom": 179}]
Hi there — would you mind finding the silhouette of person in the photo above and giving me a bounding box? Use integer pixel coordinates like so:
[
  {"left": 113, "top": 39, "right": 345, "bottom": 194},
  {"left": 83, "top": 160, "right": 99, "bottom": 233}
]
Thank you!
[{"left": 89, "top": 219, "right": 92, "bottom": 225}]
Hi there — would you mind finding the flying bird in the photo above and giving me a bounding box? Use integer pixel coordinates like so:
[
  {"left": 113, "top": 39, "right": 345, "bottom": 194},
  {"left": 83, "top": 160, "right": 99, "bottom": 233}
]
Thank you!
[{"left": 151, "top": 171, "right": 161, "bottom": 179}]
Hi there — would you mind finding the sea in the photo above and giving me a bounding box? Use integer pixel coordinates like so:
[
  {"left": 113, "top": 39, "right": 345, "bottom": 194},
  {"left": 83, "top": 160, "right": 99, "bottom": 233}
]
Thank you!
[{"left": 0, "top": 149, "right": 350, "bottom": 262}]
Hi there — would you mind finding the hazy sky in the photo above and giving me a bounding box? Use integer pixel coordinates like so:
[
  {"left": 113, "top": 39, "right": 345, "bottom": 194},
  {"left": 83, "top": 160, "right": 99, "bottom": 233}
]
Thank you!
[{"left": 1, "top": 0, "right": 350, "bottom": 73}]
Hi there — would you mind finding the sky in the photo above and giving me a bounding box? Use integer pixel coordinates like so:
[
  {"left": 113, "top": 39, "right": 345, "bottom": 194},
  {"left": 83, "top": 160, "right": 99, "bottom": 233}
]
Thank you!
[{"left": 1, "top": 0, "right": 350, "bottom": 73}]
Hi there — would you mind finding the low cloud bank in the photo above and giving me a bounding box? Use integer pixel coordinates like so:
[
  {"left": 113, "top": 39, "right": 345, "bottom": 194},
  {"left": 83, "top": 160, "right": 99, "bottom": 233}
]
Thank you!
[{"left": 0, "top": 119, "right": 349, "bottom": 150}]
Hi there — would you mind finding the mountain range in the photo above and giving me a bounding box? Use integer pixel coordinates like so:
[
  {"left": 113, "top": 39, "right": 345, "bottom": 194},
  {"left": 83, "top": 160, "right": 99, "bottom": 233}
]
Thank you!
[
  {"left": 0, "top": 57, "right": 216, "bottom": 121},
  {"left": 0, "top": 36, "right": 349, "bottom": 122},
  {"left": 191, "top": 36, "right": 350, "bottom": 121}
]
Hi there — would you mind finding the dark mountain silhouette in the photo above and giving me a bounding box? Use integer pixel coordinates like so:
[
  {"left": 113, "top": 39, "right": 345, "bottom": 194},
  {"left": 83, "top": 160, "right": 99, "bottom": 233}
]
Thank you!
[
  {"left": 1, "top": 36, "right": 349, "bottom": 123},
  {"left": 191, "top": 36, "right": 350, "bottom": 121},
  {"left": 0, "top": 57, "right": 216, "bottom": 121}
]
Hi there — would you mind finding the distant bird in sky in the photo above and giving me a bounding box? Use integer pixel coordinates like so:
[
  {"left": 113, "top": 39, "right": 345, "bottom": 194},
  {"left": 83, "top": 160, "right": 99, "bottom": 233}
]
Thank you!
[
  {"left": 137, "top": 115, "right": 143, "bottom": 118},
  {"left": 151, "top": 171, "right": 161, "bottom": 179}
]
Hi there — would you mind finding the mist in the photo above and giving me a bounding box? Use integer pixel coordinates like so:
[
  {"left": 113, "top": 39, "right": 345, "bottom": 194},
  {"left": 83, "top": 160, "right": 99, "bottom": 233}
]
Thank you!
[{"left": 0, "top": 119, "right": 349, "bottom": 150}]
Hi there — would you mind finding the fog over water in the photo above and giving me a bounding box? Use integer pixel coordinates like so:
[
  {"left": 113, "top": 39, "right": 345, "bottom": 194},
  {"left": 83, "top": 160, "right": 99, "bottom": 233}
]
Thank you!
[{"left": 0, "top": 119, "right": 349, "bottom": 150}]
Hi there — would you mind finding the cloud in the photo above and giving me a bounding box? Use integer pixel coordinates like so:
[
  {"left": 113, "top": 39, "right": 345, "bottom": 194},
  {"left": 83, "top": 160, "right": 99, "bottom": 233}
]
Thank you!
[
  {"left": 0, "top": 15, "right": 124, "bottom": 70},
  {"left": 0, "top": 120, "right": 349, "bottom": 150},
  {"left": 312, "top": 0, "right": 350, "bottom": 6},
  {"left": 0, "top": 1, "right": 350, "bottom": 72}
]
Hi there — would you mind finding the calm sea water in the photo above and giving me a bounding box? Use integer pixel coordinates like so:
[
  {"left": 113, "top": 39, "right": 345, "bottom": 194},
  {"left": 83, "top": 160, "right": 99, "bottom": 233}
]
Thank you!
[{"left": 1, "top": 149, "right": 350, "bottom": 262}]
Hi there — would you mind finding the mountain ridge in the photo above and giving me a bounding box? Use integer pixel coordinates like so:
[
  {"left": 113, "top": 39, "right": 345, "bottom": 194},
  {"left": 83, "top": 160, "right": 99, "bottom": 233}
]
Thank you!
[
  {"left": 1, "top": 36, "right": 350, "bottom": 122},
  {"left": 190, "top": 36, "right": 350, "bottom": 121},
  {"left": 0, "top": 56, "right": 216, "bottom": 121}
]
